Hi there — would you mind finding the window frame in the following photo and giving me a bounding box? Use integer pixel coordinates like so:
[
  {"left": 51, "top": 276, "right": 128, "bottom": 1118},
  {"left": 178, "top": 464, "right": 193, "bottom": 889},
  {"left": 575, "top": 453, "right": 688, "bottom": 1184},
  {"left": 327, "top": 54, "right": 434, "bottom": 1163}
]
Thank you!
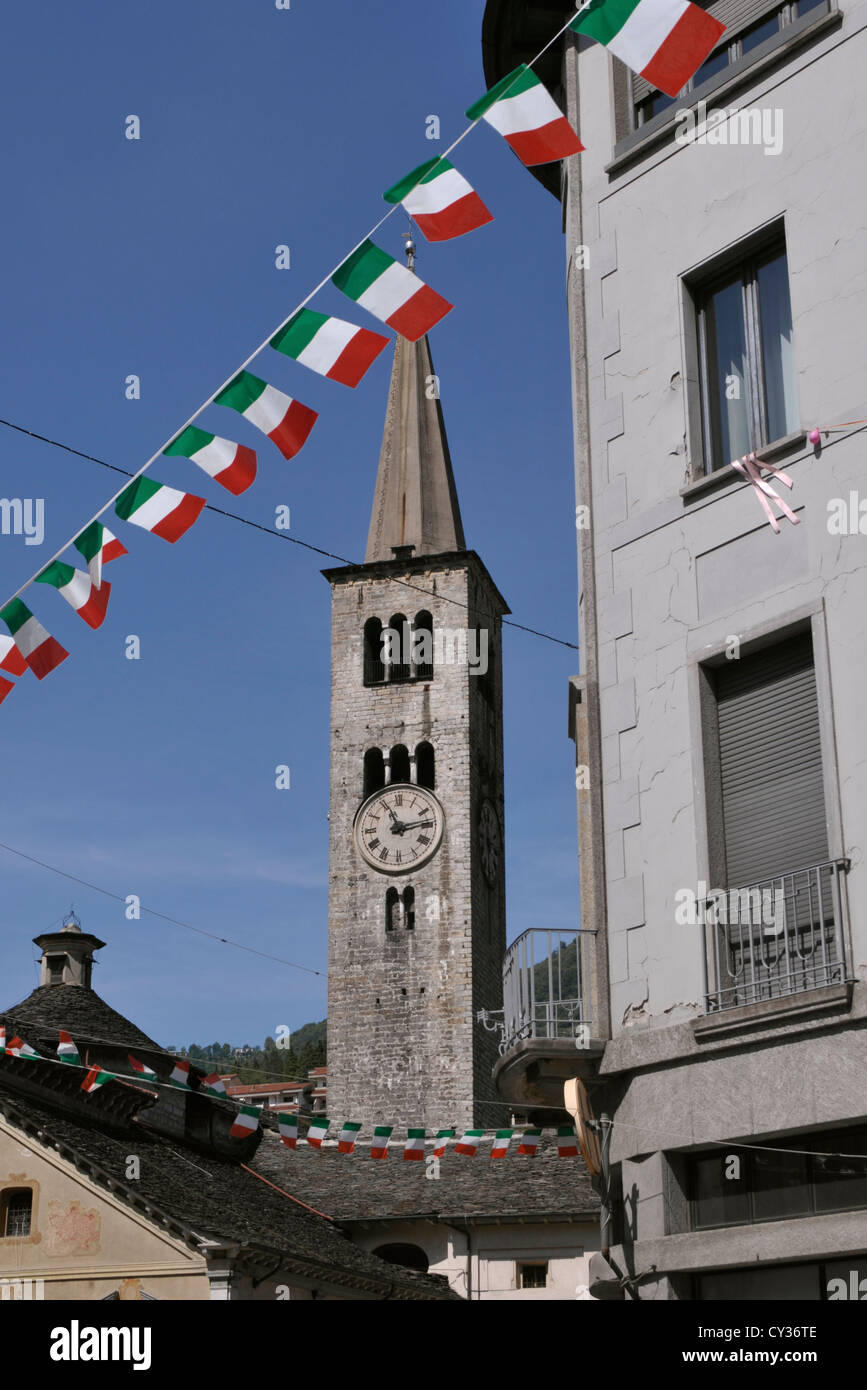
[{"left": 0, "top": 1186, "right": 35, "bottom": 1240}]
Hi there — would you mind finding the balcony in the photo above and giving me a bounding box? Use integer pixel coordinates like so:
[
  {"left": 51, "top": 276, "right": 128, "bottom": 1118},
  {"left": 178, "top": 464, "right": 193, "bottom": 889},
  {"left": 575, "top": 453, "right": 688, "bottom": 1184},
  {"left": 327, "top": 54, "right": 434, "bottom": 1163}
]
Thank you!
[
  {"left": 702, "top": 859, "right": 851, "bottom": 1015},
  {"left": 481, "top": 928, "right": 604, "bottom": 1112}
]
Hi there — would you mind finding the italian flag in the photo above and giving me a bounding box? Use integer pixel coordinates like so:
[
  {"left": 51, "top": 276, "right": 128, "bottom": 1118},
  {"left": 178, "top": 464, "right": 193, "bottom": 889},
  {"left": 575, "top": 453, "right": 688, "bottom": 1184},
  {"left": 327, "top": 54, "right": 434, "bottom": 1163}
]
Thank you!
[
  {"left": 307, "top": 1117, "right": 330, "bottom": 1149},
  {"left": 0, "top": 598, "right": 68, "bottom": 680},
  {"left": 169, "top": 1060, "right": 191, "bottom": 1089},
  {"left": 7, "top": 1036, "right": 40, "bottom": 1060},
  {"left": 570, "top": 0, "right": 725, "bottom": 97},
  {"left": 82, "top": 1066, "right": 114, "bottom": 1092},
  {"left": 0, "top": 674, "right": 14, "bottom": 707},
  {"left": 271, "top": 310, "right": 389, "bottom": 388},
  {"left": 128, "top": 1054, "right": 158, "bottom": 1081},
  {"left": 456, "top": 1129, "right": 485, "bottom": 1157},
  {"left": 215, "top": 371, "right": 318, "bottom": 461},
  {"left": 384, "top": 158, "right": 493, "bottom": 242},
  {"left": 491, "top": 1129, "right": 515, "bottom": 1159},
  {"left": 0, "top": 1026, "right": 5, "bottom": 1053},
  {"left": 230, "top": 1104, "right": 261, "bottom": 1139},
  {"left": 278, "top": 1114, "right": 299, "bottom": 1150},
  {"left": 432, "top": 1128, "right": 454, "bottom": 1158},
  {"left": 370, "top": 1125, "right": 393, "bottom": 1159},
  {"left": 403, "top": 1128, "right": 426, "bottom": 1161},
  {"left": 164, "top": 425, "right": 257, "bottom": 497},
  {"left": 74, "top": 521, "right": 127, "bottom": 590},
  {"left": 518, "top": 1128, "right": 542, "bottom": 1156},
  {"left": 557, "top": 1125, "right": 580, "bottom": 1157},
  {"left": 332, "top": 240, "right": 452, "bottom": 342},
  {"left": 36, "top": 561, "right": 111, "bottom": 630},
  {"left": 57, "top": 1031, "right": 80, "bottom": 1065},
  {"left": 467, "top": 66, "right": 584, "bottom": 167},
  {"left": 0, "top": 634, "right": 28, "bottom": 677},
  {"left": 338, "top": 1121, "right": 362, "bottom": 1154},
  {"left": 115, "top": 477, "right": 206, "bottom": 543},
  {"left": 200, "top": 1072, "right": 228, "bottom": 1098}
]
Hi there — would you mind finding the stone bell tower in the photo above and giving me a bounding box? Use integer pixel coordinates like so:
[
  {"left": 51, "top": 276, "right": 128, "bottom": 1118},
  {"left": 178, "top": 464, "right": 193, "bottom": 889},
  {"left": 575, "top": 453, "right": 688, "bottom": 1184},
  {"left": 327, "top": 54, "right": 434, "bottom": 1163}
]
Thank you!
[{"left": 324, "top": 308, "right": 509, "bottom": 1131}]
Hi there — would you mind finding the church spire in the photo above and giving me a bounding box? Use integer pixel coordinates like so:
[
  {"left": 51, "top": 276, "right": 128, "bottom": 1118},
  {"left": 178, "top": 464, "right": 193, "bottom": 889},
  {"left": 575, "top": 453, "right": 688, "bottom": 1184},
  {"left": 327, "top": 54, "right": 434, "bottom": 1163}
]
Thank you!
[{"left": 365, "top": 238, "right": 466, "bottom": 563}]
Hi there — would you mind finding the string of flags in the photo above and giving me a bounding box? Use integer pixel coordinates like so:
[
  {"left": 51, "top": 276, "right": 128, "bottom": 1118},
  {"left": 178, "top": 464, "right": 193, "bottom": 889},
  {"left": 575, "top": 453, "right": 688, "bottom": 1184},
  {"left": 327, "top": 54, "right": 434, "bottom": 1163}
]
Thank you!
[
  {"left": 0, "top": 1025, "right": 583, "bottom": 1159},
  {"left": 0, "top": 0, "right": 725, "bottom": 708}
]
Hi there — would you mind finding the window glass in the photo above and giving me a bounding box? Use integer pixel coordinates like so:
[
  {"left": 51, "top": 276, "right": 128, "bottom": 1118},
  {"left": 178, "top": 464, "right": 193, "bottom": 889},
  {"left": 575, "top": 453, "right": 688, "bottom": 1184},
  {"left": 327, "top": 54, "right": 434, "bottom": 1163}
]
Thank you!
[
  {"left": 811, "top": 1130, "right": 867, "bottom": 1214},
  {"left": 741, "top": 13, "right": 781, "bottom": 53},
  {"left": 704, "top": 277, "right": 751, "bottom": 466},
  {"left": 692, "top": 46, "right": 730, "bottom": 87},
  {"left": 692, "top": 1152, "right": 750, "bottom": 1228},
  {"left": 757, "top": 252, "right": 798, "bottom": 442},
  {"left": 752, "top": 1147, "right": 811, "bottom": 1221},
  {"left": 796, "top": 0, "right": 825, "bottom": 16}
]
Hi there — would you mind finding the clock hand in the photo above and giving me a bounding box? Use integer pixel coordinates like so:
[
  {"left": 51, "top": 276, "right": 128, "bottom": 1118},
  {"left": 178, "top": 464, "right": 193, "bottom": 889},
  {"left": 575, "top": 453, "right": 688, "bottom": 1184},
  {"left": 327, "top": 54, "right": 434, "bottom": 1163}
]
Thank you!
[{"left": 399, "top": 820, "right": 434, "bottom": 832}]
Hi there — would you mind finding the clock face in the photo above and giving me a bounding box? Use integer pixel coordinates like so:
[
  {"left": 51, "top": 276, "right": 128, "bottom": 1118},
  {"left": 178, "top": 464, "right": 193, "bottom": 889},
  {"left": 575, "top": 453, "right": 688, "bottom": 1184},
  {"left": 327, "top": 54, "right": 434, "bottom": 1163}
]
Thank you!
[
  {"left": 479, "top": 799, "right": 500, "bottom": 887},
  {"left": 354, "top": 784, "right": 445, "bottom": 874}
]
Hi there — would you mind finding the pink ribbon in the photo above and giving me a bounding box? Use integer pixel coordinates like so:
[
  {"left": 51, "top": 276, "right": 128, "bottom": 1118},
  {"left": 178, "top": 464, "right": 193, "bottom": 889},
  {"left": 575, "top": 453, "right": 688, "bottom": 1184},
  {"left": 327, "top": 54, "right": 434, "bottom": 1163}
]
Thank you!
[{"left": 730, "top": 452, "right": 799, "bottom": 533}]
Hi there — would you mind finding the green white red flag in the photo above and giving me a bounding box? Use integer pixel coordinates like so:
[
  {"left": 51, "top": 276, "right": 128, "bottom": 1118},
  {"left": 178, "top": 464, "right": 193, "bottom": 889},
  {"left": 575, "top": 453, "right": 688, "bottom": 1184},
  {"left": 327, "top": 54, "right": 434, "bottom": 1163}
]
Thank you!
[
  {"left": 456, "top": 1129, "right": 485, "bottom": 1157},
  {"left": 57, "top": 1031, "right": 80, "bottom": 1065},
  {"left": 491, "top": 1129, "right": 515, "bottom": 1159},
  {"left": 332, "top": 240, "right": 452, "bottom": 342},
  {"left": 0, "top": 598, "right": 69, "bottom": 680},
  {"left": 518, "top": 1128, "right": 542, "bottom": 1156},
  {"left": 230, "top": 1104, "right": 261, "bottom": 1139},
  {"left": 115, "top": 477, "right": 206, "bottom": 543},
  {"left": 570, "top": 0, "right": 725, "bottom": 97},
  {"left": 128, "top": 1054, "right": 158, "bottom": 1081},
  {"left": 370, "top": 1125, "right": 393, "bottom": 1159},
  {"left": 338, "top": 1121, "right": 362, "bottom": 1154},
  {"left": 0, "top": 1026, "right": 5, "bottom": 1053},
  {"left": 271, "top": 310, "right": 389, "bottom": 388},
  {"left": 278, "top": 1114, "right": 299, "bottom": 1149},
  {"left": 384, "top": 158, "right": 493, "bottom": 242},
  {"left": 81, "top": 1066, "right": 114, "bottom": 1092},
  {"left": 7, "top": 1036, "right": 41, "bottom": 1060},
  {"left": 0, "top": 674, "right": 13, "bottom": 707},
  {"left": 467, "top": 66, "right": 584, "bottom": 166},
  {"left": 433, "top": 1128, "right": 454, "bottom": 1158},
  {"left": 164, "top": 425, "right": 257, "bottom": 497},
  {"left": 200, "top": 1072, "right": 228, "bottom": 1098},
  {"left": 557, "top": 1125, "right": 580, "bottom": 1157},
  {"left": 36, "top": 561, "right": 111, "bottom": 629},
  {"left": 215, "top": 371, "right": 318, "bottom": 461},
  {"left": 0, "top": 635, "right": 28, "bottom": 677},
  {"left": 169, "top": 1060, "right": 191, "bottom": 1089},
  {"left": 403, "top": 1128, "right": 426, "bottom": 1160},
  {"left": 73, "top": 521, "right": 127, "bottom": 590},
  {"left": 307, "top": 1117, "right": 330, "bottom": 1149}
]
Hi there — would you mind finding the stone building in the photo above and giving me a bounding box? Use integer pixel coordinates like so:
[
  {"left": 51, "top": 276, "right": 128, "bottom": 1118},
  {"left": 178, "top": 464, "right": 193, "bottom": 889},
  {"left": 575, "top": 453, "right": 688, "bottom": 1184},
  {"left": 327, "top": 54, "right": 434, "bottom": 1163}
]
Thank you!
[
  {"left": 0, "top": 920, "right": 455, "bottom": 1300},
  {"left": 482, "top": 0, "right": 867, "bottom": 1298}
]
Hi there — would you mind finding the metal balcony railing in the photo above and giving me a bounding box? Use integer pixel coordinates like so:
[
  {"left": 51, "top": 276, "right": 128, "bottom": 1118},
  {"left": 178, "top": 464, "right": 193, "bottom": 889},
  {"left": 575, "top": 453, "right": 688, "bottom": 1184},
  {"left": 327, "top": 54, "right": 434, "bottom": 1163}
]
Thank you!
[
  {"left": 703, "top": 858, "right": 850, "bottom": 1013},
  {"left": 497, "top": 928, "right": 584, "bottom": 1053}
]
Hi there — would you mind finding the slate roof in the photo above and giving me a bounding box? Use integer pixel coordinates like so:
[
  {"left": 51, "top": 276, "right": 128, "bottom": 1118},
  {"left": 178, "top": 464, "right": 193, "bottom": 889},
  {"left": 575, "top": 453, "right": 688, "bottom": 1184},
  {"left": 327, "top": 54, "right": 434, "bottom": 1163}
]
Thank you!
[
  {"left": 252, "top": 1131, "right": 600, "bottom": 1223},
  {"left": 0, "top": 1073, "right": 455, "bottom": 1299},
  {"left": 1, "top": 984, "right": 164, "bottom": 1053}
]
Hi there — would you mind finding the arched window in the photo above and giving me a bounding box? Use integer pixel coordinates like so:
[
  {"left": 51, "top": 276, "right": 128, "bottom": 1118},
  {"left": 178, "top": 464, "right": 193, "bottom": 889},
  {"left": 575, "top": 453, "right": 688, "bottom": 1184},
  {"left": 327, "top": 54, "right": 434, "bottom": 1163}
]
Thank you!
[
  {"left": 415, "top": 742, "right": 435, "bottom": 790},
  {"left": 364, "top": 748, "right": 385, "bottom": 799},
  {"left": 403, "top": 887, "right": 415, "bottom": 930},
  {"left": 412, "top": 611, "right": 434, "bottom": 680},
  {"left": 0, "top": 1188, "right": 32, "bottom": 1238},
  {"left": 363, "top": 618, "right": 385, "bottom": 686},
  {"left": 387, "top": 614, "right": 411, "bottom": 684},
  {"left": 390, "top": 745, "right": 410, "bottom": 784},
  {"left": 372, "top": 1243, "right": 429, "bottom": 1273},
  {"left": 385, "top": 887, "right": 400, "bottom": 932}
]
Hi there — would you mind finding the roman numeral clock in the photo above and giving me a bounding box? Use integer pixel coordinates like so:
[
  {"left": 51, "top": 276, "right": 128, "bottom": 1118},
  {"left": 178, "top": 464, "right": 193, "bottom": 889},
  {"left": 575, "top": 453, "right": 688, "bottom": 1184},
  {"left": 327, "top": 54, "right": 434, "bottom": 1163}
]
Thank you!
[{"left": 354, "top": 785, "right": 445, "bottom": 872}]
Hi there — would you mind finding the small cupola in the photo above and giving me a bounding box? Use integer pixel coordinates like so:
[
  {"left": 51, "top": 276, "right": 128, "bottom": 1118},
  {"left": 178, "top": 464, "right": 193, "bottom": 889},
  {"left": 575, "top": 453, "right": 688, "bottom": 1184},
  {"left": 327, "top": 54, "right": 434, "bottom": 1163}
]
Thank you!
[{"left": 33, "top": 911, "right": 106, "bottom": 989}]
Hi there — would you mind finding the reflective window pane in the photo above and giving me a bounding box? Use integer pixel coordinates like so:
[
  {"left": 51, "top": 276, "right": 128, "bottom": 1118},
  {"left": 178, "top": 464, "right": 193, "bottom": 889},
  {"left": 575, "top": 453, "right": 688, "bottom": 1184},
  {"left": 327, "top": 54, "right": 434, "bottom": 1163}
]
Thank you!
[
  {"left": 757, "top": 253, "right": 798, "bottom": 442},
  {"left": 704, "top": 277, "right": 750, "bottom": 467},
  {"left": 752, "top": 1147, "right": 810, "bottom": 1221},
  {"left": 812, "top": 1129, "right": 867, "bottom": 1214},
  {"left": 741, "top": 13, "right": 780, "bottom": 54},
  {"left": 692, "top": 1152, "right": 750, "bottom": 1228},
  {"left": 692, "top": 47, "right": 730, "bottom": 87}
]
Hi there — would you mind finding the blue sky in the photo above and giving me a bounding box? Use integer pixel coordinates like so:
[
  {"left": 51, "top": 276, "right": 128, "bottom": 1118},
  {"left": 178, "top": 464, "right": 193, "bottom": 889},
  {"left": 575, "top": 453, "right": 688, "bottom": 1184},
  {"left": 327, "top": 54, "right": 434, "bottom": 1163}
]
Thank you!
[{"left": 0, "top": 0, "right": 579, "bottom": 1050}]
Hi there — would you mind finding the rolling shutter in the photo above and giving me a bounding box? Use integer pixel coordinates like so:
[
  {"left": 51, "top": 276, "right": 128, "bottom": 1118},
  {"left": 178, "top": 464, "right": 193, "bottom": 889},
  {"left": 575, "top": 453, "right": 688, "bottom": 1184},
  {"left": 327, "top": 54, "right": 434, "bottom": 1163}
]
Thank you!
[{"left": 714, "top": 633, "right": 828, "bottom": 886}]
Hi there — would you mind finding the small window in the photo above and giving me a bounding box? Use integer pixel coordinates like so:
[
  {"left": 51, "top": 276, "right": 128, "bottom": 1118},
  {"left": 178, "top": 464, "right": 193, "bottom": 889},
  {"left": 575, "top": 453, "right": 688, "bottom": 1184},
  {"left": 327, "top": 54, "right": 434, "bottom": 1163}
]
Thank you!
[
  {"left": 363, "top": 618, "right": 385, "bottom": 686},
  {"left": 1, "top": 1189, "right": 32, "bottom": 1238},
  {"left": 739, "top": 11, "right": 782, "bottom": 54},
  {"left": 389, "top": 745, "right": 410, "bottom": 784},
  {"left": 693, "top": 237, "right": 797, "bottom": 473},
  {"left": 413, "top": 611, "right": 434, "bottom": 681},
  {"left": 386, "top": 614, "right": 411, "bottom": 684},
  {"left": 363, "top": 748, "right": 385, "bottom": 799},
  {"left": 416, "top": 742, "right": 435, "bottom": 790},
  {"left": 517, "top": 1262, "right": 548, "bottom": 1290},
  {"left": 386, "top": 887, "right": 400, "bottom": 932},
  {"left": 46, "top": 955, "right": 64, "bottom": 985},
  {"left": 403, "top": 887, "right": 415, "bottom": 931}
]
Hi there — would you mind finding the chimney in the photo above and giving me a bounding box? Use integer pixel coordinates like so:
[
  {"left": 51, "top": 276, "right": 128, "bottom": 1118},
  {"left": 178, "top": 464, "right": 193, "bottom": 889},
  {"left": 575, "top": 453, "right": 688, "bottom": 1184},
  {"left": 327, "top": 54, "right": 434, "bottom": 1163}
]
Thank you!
[{"left": 33, "top": 912, "right": 106, "bottom": 988}]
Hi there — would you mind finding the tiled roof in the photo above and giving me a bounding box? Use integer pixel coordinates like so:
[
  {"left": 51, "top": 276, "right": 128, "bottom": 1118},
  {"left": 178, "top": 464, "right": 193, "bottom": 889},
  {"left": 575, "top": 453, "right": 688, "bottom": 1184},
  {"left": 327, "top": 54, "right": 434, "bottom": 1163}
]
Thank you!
[
  {"left": 1, "top": 984, "right": 164, "bottom": 1053},
  {"left": 0, "top": 1074, "right": 456, "bottom": 1300},
  {"left": 252, "top": 1133, "right": 601, "bottom": 1222}
]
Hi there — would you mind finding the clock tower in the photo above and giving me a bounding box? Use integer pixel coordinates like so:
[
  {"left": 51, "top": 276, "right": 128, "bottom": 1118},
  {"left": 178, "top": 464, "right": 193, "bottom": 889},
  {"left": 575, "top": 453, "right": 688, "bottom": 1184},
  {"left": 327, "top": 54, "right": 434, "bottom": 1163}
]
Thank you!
[{"left": 323, "top": 324, "right": 509, "bottom": 1131}]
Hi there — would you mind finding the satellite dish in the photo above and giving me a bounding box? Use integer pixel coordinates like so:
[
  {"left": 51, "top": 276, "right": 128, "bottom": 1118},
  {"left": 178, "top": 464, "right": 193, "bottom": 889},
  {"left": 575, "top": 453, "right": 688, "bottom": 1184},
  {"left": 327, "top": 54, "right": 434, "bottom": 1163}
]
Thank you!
[{"left": 563, "top": 1076, "right": 603, "bottom": 1176}]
